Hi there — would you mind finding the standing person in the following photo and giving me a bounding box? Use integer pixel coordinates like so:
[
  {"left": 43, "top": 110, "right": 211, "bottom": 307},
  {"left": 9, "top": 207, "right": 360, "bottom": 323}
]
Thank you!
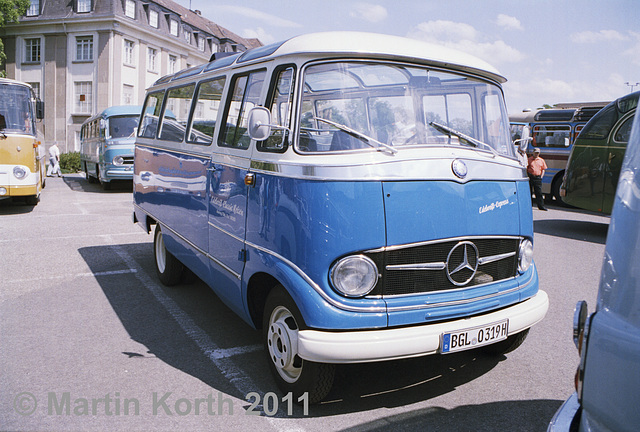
[
  {"left": 527, "top": 148, "right": 547, "bottom": 210},
  {"left": 47, "top": 142, "right": 62, "bottom": 177}
]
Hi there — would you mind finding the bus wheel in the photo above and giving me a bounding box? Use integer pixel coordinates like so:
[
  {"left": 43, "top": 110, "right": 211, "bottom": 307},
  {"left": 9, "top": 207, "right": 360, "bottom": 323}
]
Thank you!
[
  {"left": 551, "top": 176, "right": 564, "bottom": 205},
  {"left": 263, "top": 286, "right": 335, "bottom": 404},
  {"left": 482, "top": 328, "right": 529, "bottom": 356},
  {"left": 153, "top": 224, "right": 184, "bottom": 286},
  {"left": 85, "top": 163, "right": 96, "bottom": 183}
]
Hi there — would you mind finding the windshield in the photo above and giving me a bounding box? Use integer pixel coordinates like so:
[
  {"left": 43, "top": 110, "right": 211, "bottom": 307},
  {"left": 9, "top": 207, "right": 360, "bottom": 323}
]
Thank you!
[
  {"left": 108, "top": 115, "right": 140, "bottom": 139},
  {"left": 297, "top": 62, "right": 513, "bottom": 157},
  {"left": 0, "top": 83, "right": 35, "bottom": 135}
]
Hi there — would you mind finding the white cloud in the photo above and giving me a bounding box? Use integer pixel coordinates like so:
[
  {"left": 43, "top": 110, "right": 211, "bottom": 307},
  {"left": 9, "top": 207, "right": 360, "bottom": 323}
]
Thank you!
[
  {"left": 242, "top": 27, "right": 276, "bottom": 44},
  {"left": 408, "top": 20, "right": 524, "bottom": 64},
  {"left": 350, "top": 3, "right": 388, "bottom": 23},
  {"left": 496, "top": 14, "right": 523, "bottom": 31},
  {"left": 570, "top": 30, "right": 627, "bottom": 44},
  {"left": 409, "top": 20, "right": 477, "bottom": 43},
  {"left": 216, "top": 5, "right": 302, "bottom": 28},
  {"left": 624, "top": 32, "right": 640, "bottom": 66}
]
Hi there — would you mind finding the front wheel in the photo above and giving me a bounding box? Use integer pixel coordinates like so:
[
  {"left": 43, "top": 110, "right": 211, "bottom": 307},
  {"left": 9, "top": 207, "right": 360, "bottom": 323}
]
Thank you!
[
  {"left": 263, "top": 286, "right": 335, "bottom": 404},
  {"left": 153, "top": 224, "right": 184, "bottom": 286}
]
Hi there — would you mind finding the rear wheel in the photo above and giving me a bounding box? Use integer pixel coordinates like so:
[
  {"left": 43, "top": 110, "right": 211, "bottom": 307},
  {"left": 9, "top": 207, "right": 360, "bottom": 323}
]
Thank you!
[
  {"left": 263, "top": 286, "right": 335, "bottom": 404},
  {"left": 153, "top": 224, "right": 184, "bottom": 286},
  {"left": 482, "top": 328, "right": 530, "bottom": 356}
]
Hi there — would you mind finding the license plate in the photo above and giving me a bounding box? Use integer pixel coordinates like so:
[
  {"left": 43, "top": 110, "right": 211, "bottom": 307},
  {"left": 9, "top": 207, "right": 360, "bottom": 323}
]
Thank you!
[{"left": 441, "top": 319, "right": 509, "bottom": 353}]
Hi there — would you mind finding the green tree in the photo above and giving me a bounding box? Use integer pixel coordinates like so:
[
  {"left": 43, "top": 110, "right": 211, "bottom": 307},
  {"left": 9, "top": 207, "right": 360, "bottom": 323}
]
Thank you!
[{"left": 0, "top": 0, "right": 30, "bottom": 77}]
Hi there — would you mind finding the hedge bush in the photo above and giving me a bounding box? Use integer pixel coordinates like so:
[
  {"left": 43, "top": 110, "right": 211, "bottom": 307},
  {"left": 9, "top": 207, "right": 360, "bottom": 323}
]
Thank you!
[{"left": 59, "top": 152, "right": 82, "bottom": 173}]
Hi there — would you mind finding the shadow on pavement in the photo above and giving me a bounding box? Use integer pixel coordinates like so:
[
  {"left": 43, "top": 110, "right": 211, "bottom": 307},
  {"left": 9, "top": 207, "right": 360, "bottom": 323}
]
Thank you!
[{"left": 79, "top": 242, "right": 552, "bottom": 424}]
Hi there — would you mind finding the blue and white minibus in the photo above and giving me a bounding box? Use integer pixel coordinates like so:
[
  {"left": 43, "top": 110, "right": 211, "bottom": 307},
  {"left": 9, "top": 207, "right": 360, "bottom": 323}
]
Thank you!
[
  {"left": 80, "top": 105, "right": 141, "bottom": 189},
  {"left": 133, "top": 32, "right": 548, "bottom": 403}
]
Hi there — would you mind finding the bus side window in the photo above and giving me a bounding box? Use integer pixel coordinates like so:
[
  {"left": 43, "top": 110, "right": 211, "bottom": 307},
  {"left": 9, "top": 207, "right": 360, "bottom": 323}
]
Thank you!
[
  {"left": 219, "top": 70, "right": 266, "bottom": 150},
  {"left": 159, "top": 84, "right": 195, "bottom": 142},
  {"left": 258, "top": 66, "right": 295, "bottom": 152},
  {"left": 187, "top": 76, "right": 226, "bottom": 145},
  {"left": 614, "top": 115, "right": 634, "bottom": 143},
  {"left": 139, "top": 90, "right": 166, "bottom": 138}
]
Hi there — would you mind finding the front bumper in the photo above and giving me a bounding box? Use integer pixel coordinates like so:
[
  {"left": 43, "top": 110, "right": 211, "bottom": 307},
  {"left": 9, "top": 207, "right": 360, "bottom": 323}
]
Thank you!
[{"left": 298, "top": 290, "right": 549, "bottom": 364}]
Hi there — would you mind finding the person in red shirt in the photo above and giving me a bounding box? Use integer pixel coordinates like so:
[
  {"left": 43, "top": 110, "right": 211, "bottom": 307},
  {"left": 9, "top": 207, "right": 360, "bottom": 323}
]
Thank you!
[{"left": 527, "top": 148, "right": 548, "bottom": 211}]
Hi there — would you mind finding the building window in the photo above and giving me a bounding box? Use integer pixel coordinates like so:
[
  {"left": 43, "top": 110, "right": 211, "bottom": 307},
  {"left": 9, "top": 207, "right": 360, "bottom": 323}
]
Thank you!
[
  {"left": 123, "top": 84, "right": 134, "bottom": 105},
  {"left": 125, "top": 0, "right": 136, "bottom": 18},
  {"left": 149, "top": 10, "right": 158, "bottom": 28},
  {"left": 210, "top": 41, "right": 218, "bottom": 53},
  {"left": 76, "top": 36, "right": 93, "bottom": 61},
  {"left": 198, "top": 36, "right": 205, "bottom": 52},
  {"left": 25, "top": 38, "right": 41, "bottom": 63},
  {"left": 27, "top": 82, "right": 41, "bottom": 99},
  {"left": 170, "top": 19, "right": 178, "bottom": 36},
  {"left": 147, "top": 47, "right": 157, "bottom": 72},
  {"left": 168, "top": 55, "right": 177, "bottom": 74},
  {"left": 27, "top": 0, "right": 40, "bottom": 16},
  {"left": 77, "top": 0, "right": 92, "bottom": 13},
  {"left": 124, "top": 40, "right": 135, "bottom": 66},
  {"left": 74, "top": 81, "right": 92, "bottom": 114}
]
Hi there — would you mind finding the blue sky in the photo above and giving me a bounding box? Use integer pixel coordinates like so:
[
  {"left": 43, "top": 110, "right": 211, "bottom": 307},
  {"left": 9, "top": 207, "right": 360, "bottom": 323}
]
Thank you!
[{"left": 177, "top": 0, "right": 639, "bottom": 114}]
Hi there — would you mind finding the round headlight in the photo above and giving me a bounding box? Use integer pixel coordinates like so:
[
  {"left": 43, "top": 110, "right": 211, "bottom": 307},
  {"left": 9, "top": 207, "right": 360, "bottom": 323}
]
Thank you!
[
  {"left": 330, "top": 255, "right": 378, "bottom": 297},
  {"left": 13, "top": 166, "right": 28, "bottom": 179},
  {"left": 518, "top": 239, "right": 534, "bottom": 273},
  {"left": 113, "top": 155, "right": 124, "bottom": 166},
  {"left": 0, "top": 187, "right": 7, "bottom": 196}
]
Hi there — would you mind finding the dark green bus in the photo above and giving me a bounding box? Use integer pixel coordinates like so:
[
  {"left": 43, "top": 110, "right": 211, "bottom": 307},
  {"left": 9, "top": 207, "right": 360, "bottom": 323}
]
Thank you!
[{"left": 561, "top": 91, "right": 639, "bottom": 214}]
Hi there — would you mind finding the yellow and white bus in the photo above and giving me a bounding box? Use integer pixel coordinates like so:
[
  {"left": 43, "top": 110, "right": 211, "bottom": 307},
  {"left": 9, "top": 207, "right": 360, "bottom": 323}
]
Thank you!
[{"left": 0, "top": 78, "right": 45, "bottom": 205}]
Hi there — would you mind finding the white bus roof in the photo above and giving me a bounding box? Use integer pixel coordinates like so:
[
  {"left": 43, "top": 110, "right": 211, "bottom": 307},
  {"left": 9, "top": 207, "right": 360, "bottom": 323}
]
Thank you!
[
  {"left": 156, "top": 32, "right": 506, "bottom": 86},
  {"left": 266, "top": 32, "right": 506, "bottom": 83}
]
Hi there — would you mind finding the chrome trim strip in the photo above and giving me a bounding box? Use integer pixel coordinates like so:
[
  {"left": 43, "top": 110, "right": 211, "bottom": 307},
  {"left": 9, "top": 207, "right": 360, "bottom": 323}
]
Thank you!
[
  {"left": 249, "top": 156, "right": 525, "bottom": 182},
  {"left": 208, "top": 221, "right": 244, "bottom": 244},
  {"left": 367, "top": 235, "right": 522, "bottom": 254},
  {"left": 385, "top": 251, "right": 516, "bottom": 271},
  {"left": 386, "top": 262, "right": 445, "bottom": 271},
  {"left": 384, "top": 270, "right": 535, "bottom": 311},
  {"left": 478, "top": 251, "right": 516, "bottom": 265}
]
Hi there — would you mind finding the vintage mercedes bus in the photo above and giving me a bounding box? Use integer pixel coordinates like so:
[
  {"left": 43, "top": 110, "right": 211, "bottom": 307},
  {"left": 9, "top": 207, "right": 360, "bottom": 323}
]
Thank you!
[
  {"left": 0, "top": 78, "right": 45, "bottom": 205},
  {"left": 80, "top": 105, "right": 141, "bottom": 189},
  {"left": 561, "top": 91, "right": 639, "bottom": 214},
  {"left": 509, "top": 103, "right": 606, "bottom": 203},
  {"left": 133, "top": 32, "right": 549, "bottom": 403}
]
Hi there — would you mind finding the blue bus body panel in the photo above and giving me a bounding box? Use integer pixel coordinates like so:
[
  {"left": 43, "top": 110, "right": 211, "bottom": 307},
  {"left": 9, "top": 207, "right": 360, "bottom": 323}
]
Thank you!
[
  {"left": 134, "top": 145, "right": 209, "bottom": 257},
  {"left": 208, "top": 161, "right": 250, "bottom": 316},
  {"left": 244, "top": 174, "right": 389, "bottom": 329},
  {"left": 382, "top": 180, "right": 521, "bottom": 242}
]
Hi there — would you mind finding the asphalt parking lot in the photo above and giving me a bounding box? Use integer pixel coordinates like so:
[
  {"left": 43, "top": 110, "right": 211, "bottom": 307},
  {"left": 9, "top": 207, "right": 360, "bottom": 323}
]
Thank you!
[{"left": 0, "top": 174, "right": 610, "bottom": 431}]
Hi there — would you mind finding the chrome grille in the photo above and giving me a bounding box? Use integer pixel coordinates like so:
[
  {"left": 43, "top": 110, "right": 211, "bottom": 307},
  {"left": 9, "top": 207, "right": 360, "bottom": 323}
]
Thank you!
[{"left": 366, "top": 237, "right": 520, "bottom": 296}]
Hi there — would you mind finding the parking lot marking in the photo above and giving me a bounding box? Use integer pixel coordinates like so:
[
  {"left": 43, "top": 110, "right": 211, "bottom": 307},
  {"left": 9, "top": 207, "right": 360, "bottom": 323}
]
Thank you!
[{"left": 109, "top": 240, "right": 305, "bottom": 429}]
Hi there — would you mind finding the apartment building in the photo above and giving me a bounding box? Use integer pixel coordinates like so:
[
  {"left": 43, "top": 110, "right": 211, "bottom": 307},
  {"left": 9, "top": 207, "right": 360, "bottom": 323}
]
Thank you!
[{"left": 0, "top": 0, "right": 261, "bottom": 152}]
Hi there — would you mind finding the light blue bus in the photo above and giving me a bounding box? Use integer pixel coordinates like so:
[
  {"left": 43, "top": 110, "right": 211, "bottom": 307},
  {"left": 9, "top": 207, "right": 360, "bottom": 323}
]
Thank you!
[
  {"left": 80, "top": 105, "right": 141, "bottom": 189},
  {"left": 133, "top": 32, "right": 549, "bottom": 403}
]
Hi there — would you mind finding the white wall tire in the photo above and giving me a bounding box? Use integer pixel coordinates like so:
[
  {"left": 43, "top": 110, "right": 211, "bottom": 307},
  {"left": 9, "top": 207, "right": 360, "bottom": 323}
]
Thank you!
[
  {"left": 263, "top": 286, "right": 335, "bottom": 404},
  {"left": 153, "top": 224, "right": 184, "bottom": 286}
]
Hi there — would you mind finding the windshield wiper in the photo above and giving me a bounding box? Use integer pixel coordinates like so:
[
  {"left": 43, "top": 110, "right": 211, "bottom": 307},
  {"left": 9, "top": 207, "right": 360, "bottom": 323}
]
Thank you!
[
  {"left": 314, "top": 117, "right": 397, "bottom": 155},
  {"left": 429, "top": 121, "right": 497, "bottom": 157}
]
